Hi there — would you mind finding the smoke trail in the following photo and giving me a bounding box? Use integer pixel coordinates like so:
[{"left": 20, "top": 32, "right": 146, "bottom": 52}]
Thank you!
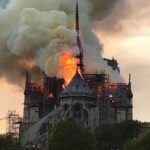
[{"left": 0, "top": 0, "right": 122, "bottom": 86}]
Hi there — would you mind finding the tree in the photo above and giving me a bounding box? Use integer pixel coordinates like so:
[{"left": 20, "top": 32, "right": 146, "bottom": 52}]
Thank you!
[
  {"left": 47, "top": 120, "right": 149, "bottom": 150},
  {"left": 47, "top": 118, "right": 96, "bottom": 150},
  {"left": 95, "top": 120, "right": 149, "bottom": 150},
  {"left": 0, "top": 132, "right": 19, "bottom": 149},
  {"left": 124, "top": 129, "right": 150, "bottom": 150}
]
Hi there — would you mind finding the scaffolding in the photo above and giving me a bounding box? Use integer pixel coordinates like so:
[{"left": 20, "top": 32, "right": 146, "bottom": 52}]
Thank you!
[{"left": 6, "top": 110, "right": 21, "bottom": 137}]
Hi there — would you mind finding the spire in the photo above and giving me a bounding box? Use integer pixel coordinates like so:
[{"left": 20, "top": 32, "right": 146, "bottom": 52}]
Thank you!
[
  {"left": 128, "top": 73, "right": 131, "bottom": 88},
  {"left": 75, "top": 0, "right": 84, "bottom": 74},
  {"left": 24, "top": 71, "right": 31, "bottom": 95},
  {"left": 127, "top": 73, "right": 133, "bottom": 99},
  {"left": 76, "top": 0, "right": 79, "bottom": 34}
]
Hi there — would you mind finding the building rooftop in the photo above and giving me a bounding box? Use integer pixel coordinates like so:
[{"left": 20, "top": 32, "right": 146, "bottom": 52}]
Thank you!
[{"left": 60, "top": 71, "right": 94, "bottom": 98}]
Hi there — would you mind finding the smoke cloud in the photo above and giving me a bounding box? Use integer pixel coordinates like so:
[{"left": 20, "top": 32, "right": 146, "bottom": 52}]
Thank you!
[
  {"left": 0, "top": 0, "right": 9, "bottom": 8},
  {"left": 0, "top": 0, "right": 122, "bottom": 86},
  {"left": 90, "top": 0, "right": 118, "bottom": 20}
]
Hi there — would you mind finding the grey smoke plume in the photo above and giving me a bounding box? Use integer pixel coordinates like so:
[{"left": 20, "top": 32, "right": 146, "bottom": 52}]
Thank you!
[
  {"left": 90, "top": 0, "right": 118, "bottom": 20},
  {"left": 93, "top": 0, "right": 132, "bottom": 33},
  {"left": 0, "top": 0, "right": 122, "bottom": 86},
  {"left": 0, "top": 0, "right": 9, "bottom": 8}
]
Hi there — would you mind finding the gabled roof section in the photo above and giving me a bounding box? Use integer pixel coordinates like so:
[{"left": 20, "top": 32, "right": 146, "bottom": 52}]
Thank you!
[{"left": 60, "top": 71, "right": 94, "bottom": 98}]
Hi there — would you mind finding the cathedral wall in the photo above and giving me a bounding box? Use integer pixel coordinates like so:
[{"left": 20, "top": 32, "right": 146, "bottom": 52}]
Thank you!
[
  {"left": 116, "top": 108, "right": 126, "bottom": 123},
  {"left": 29, "top": 107, "right": 39, "bottom": 122},
  {"left": 23, "top": 106, "right": 30, "bottom": 120}
]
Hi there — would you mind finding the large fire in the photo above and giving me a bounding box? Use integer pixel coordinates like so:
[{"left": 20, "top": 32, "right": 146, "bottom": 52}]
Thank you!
[{"left": 59, "top": 50, "right": 78, "bottom": 84}]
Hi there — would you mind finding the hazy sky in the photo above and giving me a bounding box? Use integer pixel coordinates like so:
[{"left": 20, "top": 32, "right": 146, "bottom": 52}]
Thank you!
[
  {"left": 0, "top": 0, "right": 150, "bottom": 133},
  {"left": 95, "top": 0, "right": 150, "bottom": 122}
]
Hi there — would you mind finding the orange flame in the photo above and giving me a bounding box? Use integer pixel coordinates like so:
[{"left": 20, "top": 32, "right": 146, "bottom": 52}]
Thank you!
[{"left": 59, "top": 50, "right": 77, "bottom": 84}]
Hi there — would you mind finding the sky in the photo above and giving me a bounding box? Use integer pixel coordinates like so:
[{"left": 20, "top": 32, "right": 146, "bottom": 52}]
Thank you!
[
  {"left": 0, "top": 0, "right": 150, "bottom": 133},
  {"left": 94, "top": 0, "right": 150, "bottom": 122}
]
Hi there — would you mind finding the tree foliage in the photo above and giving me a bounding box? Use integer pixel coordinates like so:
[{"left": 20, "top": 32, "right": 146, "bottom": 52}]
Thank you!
[
  {"left": 95, "top": 120, "right": 149, "bottom": 150},
  {"left": 0, "top": 132, "right": 19, "bottom": 149},
  {"left": 124, "top": 129, "right": 150, "bottom": 150},
  {"left": 46, "top": 119, "right": 149, "bottom": 150},
  {"left": 47, "top": 118, "right": 96, "bottom": 150}
]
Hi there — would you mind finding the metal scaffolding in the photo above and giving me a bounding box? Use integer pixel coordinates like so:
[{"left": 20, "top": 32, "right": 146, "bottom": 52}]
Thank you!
[{"left": 6, "top": 110, "right": 21, "bottom": 137}]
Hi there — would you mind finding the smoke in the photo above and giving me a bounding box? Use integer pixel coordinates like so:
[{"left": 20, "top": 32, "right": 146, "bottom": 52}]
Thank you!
[
  {"left": 0, "top": 0, "right": 122, "bottom": 86},
  {"left": 0, "top": 0, "right": 9, "bottom": 8},
  {"left": 90, "top": 0, "right": 118, "bottom": 20},
  {"left": 93, "top": 0, "right": 132, "bottom": 33}
]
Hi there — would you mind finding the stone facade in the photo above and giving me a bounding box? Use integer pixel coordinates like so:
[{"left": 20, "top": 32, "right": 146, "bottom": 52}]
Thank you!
[
  {"left": 19, "top": 2, "right": 133, "bottom": 148},
  {"left": 20, "top": 70, "right": 133, "bottom": 149}
]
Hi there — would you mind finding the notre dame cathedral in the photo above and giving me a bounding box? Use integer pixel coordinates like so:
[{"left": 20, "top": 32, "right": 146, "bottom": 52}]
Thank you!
[{"left": 19, "top": 1, "right": 133, "bottom": 149}]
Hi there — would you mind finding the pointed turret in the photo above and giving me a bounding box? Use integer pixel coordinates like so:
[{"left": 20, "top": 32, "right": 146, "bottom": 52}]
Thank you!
[
  {"left": 75, "top": 0, "right": 84, "bottom": 74},
  {"left": 24, "top": 71, "right": 31, "bottom": 95},
  {"left": 127, "top": 74, "right": 133, "bottom": 99},
  {"left": 128, "top": 74, "right": 131, "bottom": 88}
]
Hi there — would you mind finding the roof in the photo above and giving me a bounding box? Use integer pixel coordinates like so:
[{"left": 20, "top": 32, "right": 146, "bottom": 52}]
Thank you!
[{"left": 60, "top": 71, "right": 94, "bottom": 98}]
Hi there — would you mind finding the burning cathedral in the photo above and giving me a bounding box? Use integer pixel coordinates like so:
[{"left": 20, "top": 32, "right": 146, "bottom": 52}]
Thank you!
[{"left": 19, "top": 1, "right": 133, "bottom": 149}]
